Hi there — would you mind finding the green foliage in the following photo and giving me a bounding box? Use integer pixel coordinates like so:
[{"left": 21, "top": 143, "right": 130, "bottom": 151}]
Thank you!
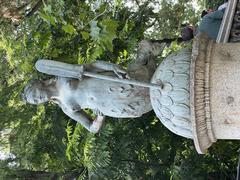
[
  {"left": 90, "top": 21, "right": 101, "bottom": 41},
  {"left": 206, "top": 0, "right": 225, "bottom": 10},
  {"left": 172, "top": 140, "right": 240, "bottom": 179}
]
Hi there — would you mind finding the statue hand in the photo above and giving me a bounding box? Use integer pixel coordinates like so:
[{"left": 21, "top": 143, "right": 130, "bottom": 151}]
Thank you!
[
  {"left": 77, "top": 65, "right": 84, "bottom": 80},
  {"left": 93, "top": 109, "right": 104, "bottom": 116},
  {"left": 89, "top": 110, "right": 105, "bottom": 133},
  {"left": 113, "top": 66, "right": 130, "bottom": 79}
]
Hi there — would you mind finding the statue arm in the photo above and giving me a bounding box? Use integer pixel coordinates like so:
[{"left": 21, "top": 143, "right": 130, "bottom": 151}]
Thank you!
[
  {"left": 86, "top": 61, "right": 124, "bottom": 71},
  {"left": 85, "top": 61, "right": 128, "bottom": 78},
  {"left": 60, "top": 104, "right": 105, "bottom": 133}
]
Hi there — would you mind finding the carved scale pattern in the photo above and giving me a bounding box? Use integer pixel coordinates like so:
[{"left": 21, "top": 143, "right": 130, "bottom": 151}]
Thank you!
[{"left": 150, "top": 48, "right": 192, "bottom": 138}]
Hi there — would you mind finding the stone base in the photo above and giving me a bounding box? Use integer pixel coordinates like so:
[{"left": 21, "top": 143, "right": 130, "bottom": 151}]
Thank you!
[
  {"left": 191, "top": 34, "right": 240, "bottom": 154},
  {"left": 211, "top": 43, "right": 240, "bottom": 139}
]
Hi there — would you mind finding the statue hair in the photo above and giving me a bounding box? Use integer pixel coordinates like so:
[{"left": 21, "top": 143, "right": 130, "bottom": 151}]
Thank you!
[
  {"left": 21, "top": 77, "right": 57, "bottom": 103},
  {"left": 21, "top": 79, "right": 41, "bottom": 103}
]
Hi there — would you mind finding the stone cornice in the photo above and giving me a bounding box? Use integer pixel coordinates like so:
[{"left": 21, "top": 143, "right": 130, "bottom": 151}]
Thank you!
[{"left": 190, "top": 34, "right": 217, "bottom": 154}]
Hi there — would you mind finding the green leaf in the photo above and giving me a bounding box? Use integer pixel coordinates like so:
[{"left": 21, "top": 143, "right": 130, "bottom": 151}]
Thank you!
[
  {"left": 19, "top": 61, "right": 33, "bottom": 73},
  {"left": 90, "top": 20, "right": 118, "bottom": 51},
  {"left": 92, "top": 45, "right": 103, "bottom": 59},
  {"left": 79, "top": 12, "right": 87, "bottom": 21},
  {"left": 38, "top": 12, "right": 56, "bottom": 26},
  {"left": 81, "top": 31, "right": 90, "bottom": 40},
  {"left": 43, "top": 5, "right": 52, "bottom": 13},
  {"left": 99, "top": 19, "right": 119, "bottom": 51},
  {"left": 123, "top": 49, "right": 127, "bottom": 57},
  {"left": 62, "top": 24, "right": 76, "bottom": 35},
  {"left": 90, "top": 21, "right": 101, "bottom": 41}
]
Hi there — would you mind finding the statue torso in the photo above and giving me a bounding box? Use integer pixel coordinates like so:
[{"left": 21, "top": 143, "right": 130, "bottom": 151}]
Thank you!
[{"left": 57, "top": 76, "right": 152, "bottom": 118}]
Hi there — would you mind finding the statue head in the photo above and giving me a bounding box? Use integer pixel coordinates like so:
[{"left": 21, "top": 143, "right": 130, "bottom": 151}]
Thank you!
[{"left": 22, "top": 79, "right": 51, "bottom": 105}]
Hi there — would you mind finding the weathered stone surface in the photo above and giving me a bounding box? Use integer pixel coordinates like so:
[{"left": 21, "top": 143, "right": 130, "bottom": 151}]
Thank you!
[{"left": 190, "top": 32, "right": 240, "bottom": 154}]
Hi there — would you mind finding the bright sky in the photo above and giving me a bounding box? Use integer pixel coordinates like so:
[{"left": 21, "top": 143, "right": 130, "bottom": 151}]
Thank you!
[
  {"left": 0, "top": 129, "right": 15, "bottom": 164},
  {"left": 126, "top": 0, "right": 201, "bottom": 11}
]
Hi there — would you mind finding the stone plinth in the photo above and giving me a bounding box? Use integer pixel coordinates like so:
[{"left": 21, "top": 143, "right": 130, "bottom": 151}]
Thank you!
[
  {"left": 211, "top": 43, "right": 240, "bottom": 139},
  {"left": 191, "top": 34, "right": 240, "bottom": 153}
]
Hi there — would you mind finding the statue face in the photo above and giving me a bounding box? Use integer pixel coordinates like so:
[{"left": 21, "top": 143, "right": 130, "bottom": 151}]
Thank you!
[{"left": 25, "top": 85, "right": 49, "bottom": 105}]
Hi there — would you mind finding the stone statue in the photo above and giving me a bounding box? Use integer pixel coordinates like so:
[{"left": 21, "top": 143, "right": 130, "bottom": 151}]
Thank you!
[{"left": 22, "top": 40, "right": 165, "bottom": 133}]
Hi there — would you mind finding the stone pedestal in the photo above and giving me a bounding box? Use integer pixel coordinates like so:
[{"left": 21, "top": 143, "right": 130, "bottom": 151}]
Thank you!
[
  {"left": 150, "top": 34, "right": 240, "bottom": 154},
  {"left": 191, "top": 34, "right": 240, "bottom": 153}
]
